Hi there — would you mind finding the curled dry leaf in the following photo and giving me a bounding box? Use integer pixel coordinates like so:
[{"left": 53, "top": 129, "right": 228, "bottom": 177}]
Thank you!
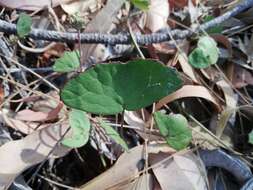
[
  {"left": 150, "top": 152, "right": 208, "bottom": 190},
  {"left": 123, "top": 174, "right": 153, "bottom": 190},
  {"left": 2, "top": 113, "right": 50, "bottom": 134},
  {"left": 156, "top": 85, "right": 221, "bottom": 111},
  {"left": 61, "top": 0, "right": 100, "bottom": 15},
  {"left": 80, "top": 145, "right": 144, "bottom": 190},
  {"left": 170, "top": 0, "right": 197, "bottom": 9},
  {"left": 232, "top": 65, "right": 253, "bottom": 88},
  {"left": 0, "top": 121, "right": 70, "bottom": 189},
  {"left": 15, "top": 102, "right": 63, "bottom": 122},
  {"left": 178, "top": 40, "right": 199, "bottom": 83},
  {"left": 0, "top": 0, "right": 65, "bottom": 10},
  {"left": 211, "top": 34, "right": 233, "bottom": 58},
  {"left": 124, "top": 111, "right": 163, "bottom": 141},
  {"left": 145, "top": 0, "right": 169, "bottom": 32},
  {"left": 80, "top": 144, "right": 175, "bottom": 190}
]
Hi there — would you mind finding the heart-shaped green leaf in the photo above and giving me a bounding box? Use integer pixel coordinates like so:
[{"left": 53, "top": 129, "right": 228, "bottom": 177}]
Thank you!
[
  {"left": 99, "top": 120, "right": 128, "bottom": 150},
  {"left": 131, "top": 0, "right": 150, "bottom": 10},
  {"left": 154, "top": 112, "right": 192, "bottom": 150},
  {"left": 53, "top": 51, "right": 80, "bottom": 72},
  {"left": 61, "top": 59, "right": 182, "bottom": 115},
  {"left": 17, "top": 13, "right": 32, "bottom": 38},
  {"left": 62, "top": 109, "right": 90, "bottom": 148},
  {"left": 189, "top": 36, "right": 219, "bottom": 69}
]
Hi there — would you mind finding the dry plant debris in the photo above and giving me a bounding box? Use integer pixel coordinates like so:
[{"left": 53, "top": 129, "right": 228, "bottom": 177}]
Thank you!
[{"left": 0, "top": 0, "right": 253, "bottom": 190}]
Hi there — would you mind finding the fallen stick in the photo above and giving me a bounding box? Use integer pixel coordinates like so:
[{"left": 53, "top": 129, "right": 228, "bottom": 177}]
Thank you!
[{"left": 0, "top": 0, "right": 252, "bottom": 44}]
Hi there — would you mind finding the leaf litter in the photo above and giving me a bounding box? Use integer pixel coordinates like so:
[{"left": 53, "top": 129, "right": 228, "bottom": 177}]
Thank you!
[{"left": 0, "top": 0, "right": 253, "bottom": 190}]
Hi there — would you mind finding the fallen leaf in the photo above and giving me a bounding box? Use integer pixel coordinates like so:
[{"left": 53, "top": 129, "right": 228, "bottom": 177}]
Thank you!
[
  {"left": 80, "top": 144, "right": 174, "bottom": 190},
  {"left": 145, "top": 0, "right": 169, "bottom": 32},
  {"left": 0, "top": 0, "right": 64, "bottom": 10},
  {"left": 15, "top": 102, "right": 63, "bottom": 122},
  {"left": 99, "top": 120, "right": 128, "bottom": 150},
  {"left": 0, "top": 121, "right": 70, "bottom": 189},
  {"left": 216, "top": 80, "right": 237, "bottom": 109},
  {"left": 156, "top": 85, "right": 221, "bottom": 111},
  {"left": 61, "top": 0, "right": 99, "bottom": 15},
  {"left": 216, "top": 108, "right": 236, "bottom": 138},
  {"left": 177, "top": 40, "right": 199, "bottom": 83},
  {"left": 80, "top": 0, "right": 125, "bottom": 65},
  {"left": 80, "top": 145, "right": 144, "bottom": 190},
  {"left": 211, "top": 34, "right": 232, "bottom": 58},
  {"left": 123, "top": 174, "right": 153, "bottom": 190},
  {"left": 188, "top": 0, "right": 199, "bottom": 24},
  {"left": 170, "top": 0, "right": 197, "bottom": 9},
  {"left": 232, "top": 65, "right": 253, "bottom": 88},
  {"left": 2, "top": 113, "right": 50, "bottom": 134},
  {"left": 0, "top": 82, "right": 4, "bottom": 105},
  {"left": 150, "top": 152, "right": 207, "bottom": 190}
]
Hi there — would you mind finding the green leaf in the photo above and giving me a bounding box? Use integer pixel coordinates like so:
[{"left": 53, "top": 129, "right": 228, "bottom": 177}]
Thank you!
[
  {"left": 203, "top": 15, "right": 223, "bottom": 34},
  {"left": 189, "top": 36, "right": 219, "bottom": 69},
  {"left": 62, "top": 109, "right": 90, "bottom": 148},
  {"left": 131, "top": 0, "right": 150, "bottom": 10},
  {"left": 61, "top": 59, "right": 182, "bottom": 115},
  {"left": 53, "top": 51, "right": 80, "bottom": 72},
  {"left": 249, "top": 130, "right": 253, "bottom": 145},
  {"left": 17, "top": 13, "right": 32, "bottom": 38},
  {"left": 99, "top": 119, "right": 128, "bottom": 150},
  {"left": 154, "top": 112, "right": 192, "bottom": 150}
]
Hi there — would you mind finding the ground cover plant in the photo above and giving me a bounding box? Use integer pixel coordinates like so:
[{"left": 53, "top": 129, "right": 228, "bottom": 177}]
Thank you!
[{"left": 0, "top": 0, "right": 253, "bottom": 189}]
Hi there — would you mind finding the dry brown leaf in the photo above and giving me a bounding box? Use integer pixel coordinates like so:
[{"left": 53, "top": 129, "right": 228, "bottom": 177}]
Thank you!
[
  {"left": 81, "top": 0, "right": 125, "bottom": 65},
  {"left": 117, "top": 174, "right": 154, "bottom": 190},
  {"left": 232, "top": 65, "right": 253, "bottom": 88},
  {"left": 0, "top": 83, "right": 4, "bottom": 105},
  {"left": 15, "top": 102, "right": 63, "bottom": 122},
  {"left": 0, "top": 0, "right": 65, "bottom": 10},
  {"left": 80, "top": 144, "right": 174, "bottom": 190},
  {"left": 145, "top": 0, "right": 169, "bottom": 32},
  {"left": 216, "top": 108, "right": 236, "bottom": 138},
  {"left": 178, "top": 40, "right": 199, "bottom": 83},
  {"left": 2, "top": 111, "right": 50, "bottom": 134},
  {"left": 124, "top": 111, "right": 145, "bottom": 130},
  {"left": 211, "top": 34, "right": 233, "bottom": 58},
  {"left": 124, "top": 111, "right": 163, "bottom": 141},
  {"left": 61, "top": 0, "right": 100, "bottom": 15},
  {"left": 156, "top": 85, "right": 221, "bottom": 111},
  {"left": 0, "top": 121, "right": 70, "bottom": 189},
  {"left": 216, "top": 80, "right": 237, "bottom": 109},
  {"left": 191, "top": 124, "right": 221, "bottom": 149},
  {"left": 150, "top": 152, "right": 207, "bottom": 190},
  {"left": 80, "top": 145, "right": 144, "bottom": 190},
  {"left": 170, "top": 0, "right": 198, "bottom": 9}
]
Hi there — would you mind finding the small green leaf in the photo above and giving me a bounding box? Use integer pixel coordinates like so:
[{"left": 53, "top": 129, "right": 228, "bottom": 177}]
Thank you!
[
  {"left": 99, "top": 120, "right": 128, "bottom": 150},
  {"left": 61, "top": 59, "right": 182, "bottom": 115},
  {"left": 203, "top": 15, "right": 223, "bottom": 34},
  {"left": 131, "top": 0, "right": 150, "bottom": 10},
  {"left": 189, "top": 36, "right": 219, "bottom": 69},
  {"left": 249, "top": 130, "right": 253, "bottom": 145},
  {"left": 62, "top": 109, "right": 90, "bottom": 148},
  {"left": 154, "top": 112, "right": 192, "bottom": 150},
  {"left": 53, "top": 51, "right": 80, "bottom": 72},
  {"left": 17, "top": 13, "right": 32, "bottom": 38}
]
